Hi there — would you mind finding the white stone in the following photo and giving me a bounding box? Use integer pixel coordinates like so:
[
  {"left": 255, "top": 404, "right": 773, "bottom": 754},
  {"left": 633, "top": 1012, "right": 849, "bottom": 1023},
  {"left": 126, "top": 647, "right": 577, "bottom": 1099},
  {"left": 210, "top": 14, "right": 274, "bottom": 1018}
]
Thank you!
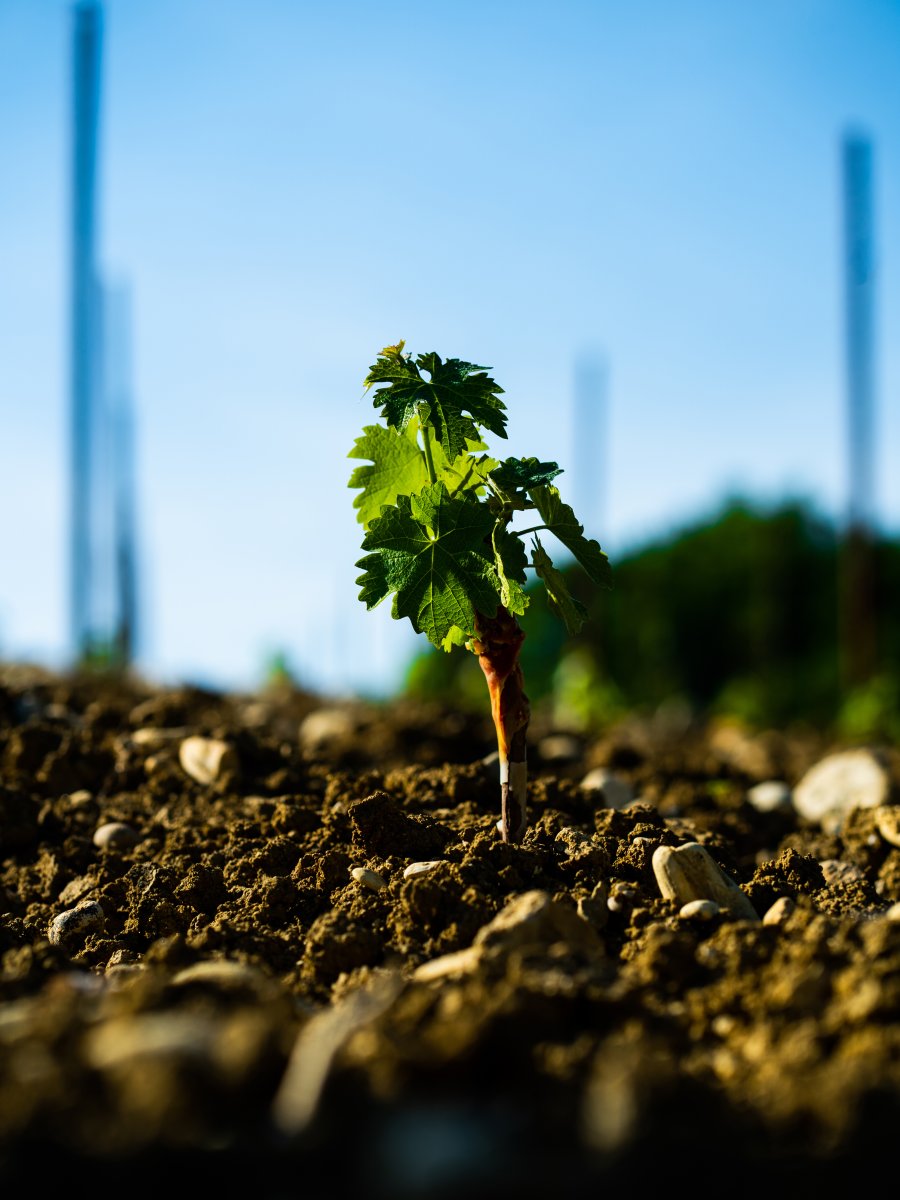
[
  {"left": 93, "top": 822, "right": 141, "bottom": 850},
  {"left": 652, "top": 842, "right": 758, "bottom": 921},
  {"left": 350, "top": 867, "right": 387, "bottom": 891},
  {"left": 678, "top": 899, "right": 720, "bottom": 920},
  {"left": 819, "top": 859, "right": 864, "bottom": 886},
  {"left": 746, "top": 781, "right": 792, "bottom": 814},
  {"left": 792, "top": 749, "right": 889, "bottom": 831},
  {"left": 580, "top": 768, "right": 635, "bottom": 811},
  {"left": 48, "top": 900, "right": 105, "bottom": 945},
  {"left": 762, "top": 896, "right": 795, "bottom": 926},
  {"left": 178, "top": 736, "right": 238, "bottom": 785},
  {"left": 66, "top": 790, "right": 94, "bottom": 808},
  {"left": 402, "top": 861, "right": 444, "bottom": 879}
]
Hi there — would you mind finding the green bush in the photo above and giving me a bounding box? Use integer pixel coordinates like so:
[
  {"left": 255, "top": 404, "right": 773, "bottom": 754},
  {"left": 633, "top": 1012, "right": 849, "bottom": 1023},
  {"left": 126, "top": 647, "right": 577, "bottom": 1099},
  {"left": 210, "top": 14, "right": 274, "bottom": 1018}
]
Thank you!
[{"left": 404, "top": 496, "right": 900, "bottom": 732}]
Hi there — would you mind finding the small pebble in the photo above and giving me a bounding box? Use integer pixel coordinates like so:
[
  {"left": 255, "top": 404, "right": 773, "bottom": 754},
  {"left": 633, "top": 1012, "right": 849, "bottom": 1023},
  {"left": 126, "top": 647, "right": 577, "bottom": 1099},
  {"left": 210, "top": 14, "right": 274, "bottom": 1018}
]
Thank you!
[
  {"left": 820, "top": 859, "right": 864, "bottom": 886},
  {"left": 652, "top": 842, "right": 759, "bottom": 921},
  {"left": 93, "top": 821, "right": 141, "bottom": 850},
  {"left": 66, "top": 790, "right": 94, "bottom": 808},
  {"left": 793, "top": 749, "right": 889, "bottom": 831},
  {"left": 178, "top": 736, "right": 238, "bottom": 785},
  {"left": 402, "top": 861, "right": 444, "bottom": 879},
  {"left": 679, "top": 899, "right": 720, "bottom": 920},
  {"left": 763, "top": 896, "right": 796, "bottom": 926},
  {"left": 48, "top": 900, "right": 105, "bottom": 946},
  {"left": 607, "top": 882, "right": 640, "bottom": 915},
  {"left": 350, "top": 867, "right": 387, "bottom": 891},
  {"left": 885, "top": 903, "right": 900, "bottom": 923},
  {"left": 580, "top": 768, "right": 635, "bottom": 811},
  {"left": 746, "top": 781, "right": 792, "bottom": 814}
]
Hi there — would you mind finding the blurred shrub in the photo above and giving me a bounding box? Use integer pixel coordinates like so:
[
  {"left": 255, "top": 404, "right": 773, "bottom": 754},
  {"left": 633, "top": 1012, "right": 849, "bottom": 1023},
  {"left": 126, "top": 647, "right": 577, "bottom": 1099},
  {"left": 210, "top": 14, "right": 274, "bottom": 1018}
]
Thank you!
[
  {"left": 837, "top": 675, "right": 900, "bottom": 742},
  {"left": 403, "top": 496, "right": 900, "bottom": 731}
]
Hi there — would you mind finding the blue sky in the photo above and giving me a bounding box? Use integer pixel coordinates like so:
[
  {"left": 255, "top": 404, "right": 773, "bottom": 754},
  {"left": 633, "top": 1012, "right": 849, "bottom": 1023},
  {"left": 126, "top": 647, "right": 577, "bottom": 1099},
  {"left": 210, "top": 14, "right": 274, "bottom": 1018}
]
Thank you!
[{"left": 2, "top": 0, "right": 899, "bottom": 696}]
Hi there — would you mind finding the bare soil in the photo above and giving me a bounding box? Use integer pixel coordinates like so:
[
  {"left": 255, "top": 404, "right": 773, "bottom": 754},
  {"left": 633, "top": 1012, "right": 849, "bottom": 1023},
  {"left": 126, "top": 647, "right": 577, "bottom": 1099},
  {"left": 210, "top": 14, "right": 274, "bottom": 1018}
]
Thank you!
[{"left": 2, "top": 664, "right": 900, "bottom": 1197}]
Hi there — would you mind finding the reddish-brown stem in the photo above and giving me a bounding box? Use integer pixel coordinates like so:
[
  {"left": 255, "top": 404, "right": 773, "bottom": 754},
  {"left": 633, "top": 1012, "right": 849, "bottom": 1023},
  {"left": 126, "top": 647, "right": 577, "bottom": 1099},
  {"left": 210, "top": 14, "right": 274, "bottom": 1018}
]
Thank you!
[{"left": 472, "top": 606, "right": 530, "bottom": 842}]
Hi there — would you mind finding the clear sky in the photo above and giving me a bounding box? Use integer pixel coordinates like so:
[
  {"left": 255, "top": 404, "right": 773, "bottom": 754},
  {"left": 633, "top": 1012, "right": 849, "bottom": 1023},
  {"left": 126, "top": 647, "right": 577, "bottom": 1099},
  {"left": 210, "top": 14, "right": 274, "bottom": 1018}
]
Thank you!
[{"left": 2, "top": 0, "right": 899, "bottom": 697}]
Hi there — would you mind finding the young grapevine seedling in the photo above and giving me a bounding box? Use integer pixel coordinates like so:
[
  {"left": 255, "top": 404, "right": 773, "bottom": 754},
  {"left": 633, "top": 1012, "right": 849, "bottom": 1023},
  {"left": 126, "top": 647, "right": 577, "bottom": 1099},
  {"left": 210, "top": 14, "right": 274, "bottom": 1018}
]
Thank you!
[{"left": 349, "top": 342, "right": 611, "bottom": 842}]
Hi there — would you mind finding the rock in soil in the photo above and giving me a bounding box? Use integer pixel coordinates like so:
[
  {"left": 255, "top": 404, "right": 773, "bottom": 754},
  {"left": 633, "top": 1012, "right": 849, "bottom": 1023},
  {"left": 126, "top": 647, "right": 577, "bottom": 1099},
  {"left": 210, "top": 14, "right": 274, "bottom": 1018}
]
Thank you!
[{"left": 2, "top": 665, "right": 900, "bottom": 1197}]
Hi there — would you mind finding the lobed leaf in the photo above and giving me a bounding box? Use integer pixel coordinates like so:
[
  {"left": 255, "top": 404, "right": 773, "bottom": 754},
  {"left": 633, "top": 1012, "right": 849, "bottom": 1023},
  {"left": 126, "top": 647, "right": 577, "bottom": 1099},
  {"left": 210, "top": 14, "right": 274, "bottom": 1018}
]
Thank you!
[
  {"left": 531, "top": 536, "right": 589, "bottom": 635},
  {"left": 364, "top": 343, "right": 507, "bottom": 462},
  {"left": 489, "top": 456, "right": 562, "bottom": 497},
  {"left": 355, "top": 483, "right": 500, "bottom": 648},
  {"left": 348, "top": 423, "right": 428, "bottom": 528},
  {"left": 527, "top": 485, "right": 612, "bottom": 586},
  {"left": 348, "top": 422, "right": 499, "bottom": 528},
  {"left": 492, "top": 524, "right": 529, "bottom": 617}
]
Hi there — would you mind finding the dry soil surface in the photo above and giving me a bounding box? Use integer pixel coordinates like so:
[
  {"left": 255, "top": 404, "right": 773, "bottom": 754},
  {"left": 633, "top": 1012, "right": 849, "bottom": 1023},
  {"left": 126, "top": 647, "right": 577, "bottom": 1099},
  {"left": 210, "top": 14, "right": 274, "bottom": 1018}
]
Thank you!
[{"left": 2, "top": 665, "right": 900, "bottom": 1197}]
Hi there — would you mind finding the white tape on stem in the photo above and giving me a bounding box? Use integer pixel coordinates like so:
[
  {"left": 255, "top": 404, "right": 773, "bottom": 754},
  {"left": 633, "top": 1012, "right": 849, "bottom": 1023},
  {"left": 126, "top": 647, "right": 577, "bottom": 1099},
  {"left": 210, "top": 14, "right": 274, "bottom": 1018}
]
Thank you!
[{"left": 499, "top": 759, "right": 526, "bottom": 791}]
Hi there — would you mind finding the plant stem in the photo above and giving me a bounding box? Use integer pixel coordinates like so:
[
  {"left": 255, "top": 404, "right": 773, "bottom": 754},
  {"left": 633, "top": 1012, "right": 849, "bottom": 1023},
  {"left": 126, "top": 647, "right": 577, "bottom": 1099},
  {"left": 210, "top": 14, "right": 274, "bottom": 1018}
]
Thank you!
[
  {"left": 512, "top": 525, "right": 547, "bottom": 538},
  {"left": 421, "top": 425, "right": 438, "bottom": 485},
  {"left": 472, "top": 606, "right": 530, "bottom": 842}
]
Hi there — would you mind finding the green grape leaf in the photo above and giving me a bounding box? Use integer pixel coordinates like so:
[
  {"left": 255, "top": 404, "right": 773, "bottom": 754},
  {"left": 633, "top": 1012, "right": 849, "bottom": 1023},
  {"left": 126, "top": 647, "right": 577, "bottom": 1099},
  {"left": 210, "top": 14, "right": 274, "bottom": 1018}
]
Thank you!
[
  {"left": 527, "top": 484, "right": 612, "bottom": 586},
  {"left": 348, "top": 423, "right": 428, "bottom": 528},
  {"left": 414, "top": 352, "right": 508, "bottom": 447},
  {"left": 441, "top": 625, "right": 469, "bottom": 652},
  {"left": 364, "top": 343, "right": 507, "bottom": 462},
  {"left": 441, "top": 450, "right": 501, "bottom": 497},
  {"left": 489, "top": 456, "right": 562, "bottom": 496},
  {"left": 531, "top": 536, "right": 589, "bottom": 635},
  {"left": 363, "top": 342, "right": 435, "bottom": 434},
  {"left": 349, "top": 422, "right": 499, "bottom": 527},
  {"left": 492, "top": 524, "right": 528, "bottom": 617},
  {"left": 355, "top": 482, "right": 500, "bottom": 648}
]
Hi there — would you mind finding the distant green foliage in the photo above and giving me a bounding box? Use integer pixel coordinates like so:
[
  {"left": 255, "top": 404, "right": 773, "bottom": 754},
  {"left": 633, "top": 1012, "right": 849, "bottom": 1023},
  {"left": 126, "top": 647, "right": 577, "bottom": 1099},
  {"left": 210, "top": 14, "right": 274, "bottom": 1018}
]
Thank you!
[{"left": 405, "top": 497, "right": 900, "bottom": 731}]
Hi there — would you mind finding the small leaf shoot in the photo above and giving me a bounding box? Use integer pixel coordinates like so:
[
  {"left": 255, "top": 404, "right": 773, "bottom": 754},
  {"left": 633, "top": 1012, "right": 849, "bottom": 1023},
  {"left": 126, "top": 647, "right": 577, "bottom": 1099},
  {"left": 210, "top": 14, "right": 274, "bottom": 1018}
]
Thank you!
[{"left": 350, "top": 342, "right": 611, "bottom": 841}]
